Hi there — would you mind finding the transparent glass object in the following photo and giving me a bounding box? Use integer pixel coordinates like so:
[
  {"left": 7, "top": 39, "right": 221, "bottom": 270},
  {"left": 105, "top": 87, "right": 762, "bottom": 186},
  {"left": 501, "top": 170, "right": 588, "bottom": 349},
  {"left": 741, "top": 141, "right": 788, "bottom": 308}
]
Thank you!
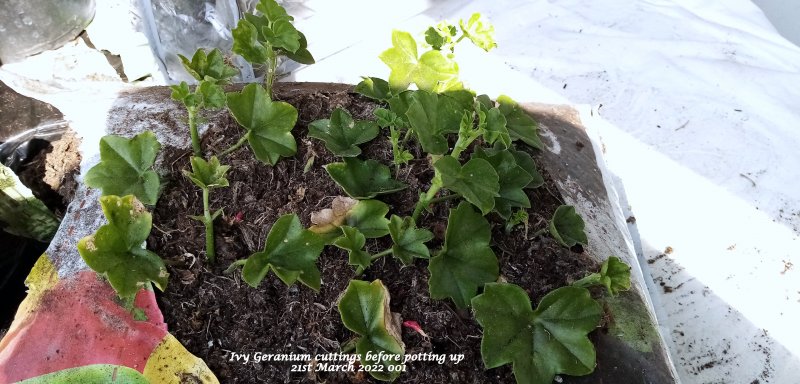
[{"left": 0, "top": 0, "right": 96, "bottom": 63}]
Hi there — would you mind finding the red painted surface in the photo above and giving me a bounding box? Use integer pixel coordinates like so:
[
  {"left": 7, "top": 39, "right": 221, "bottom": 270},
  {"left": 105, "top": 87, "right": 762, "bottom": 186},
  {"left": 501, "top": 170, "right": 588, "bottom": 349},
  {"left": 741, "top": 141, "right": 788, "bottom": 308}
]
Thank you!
[{"left": 0, "top": 271, "right": 166, "bottom": 383}]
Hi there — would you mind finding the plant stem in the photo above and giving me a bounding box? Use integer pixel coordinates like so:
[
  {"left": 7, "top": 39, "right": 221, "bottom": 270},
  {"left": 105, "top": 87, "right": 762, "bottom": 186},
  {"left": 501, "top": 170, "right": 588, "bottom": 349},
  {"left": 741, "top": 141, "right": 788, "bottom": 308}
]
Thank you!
[
  {"left": 412, "top": 171, "right": 443, "bottom": 221},
  {"left": 427, "top": 193, "right": 459, "bottom": 206},
  {"left": 572, "top": 273, "right": 600, "bottom": 289},
  {"left": 188, "top": 106, "right": 201, "bottom": 156},
  {"left": 224, "top": 259, "right": 247, "bottom": 274},
  {"left": 531, "top": 227, "right": 548, "bottom": 238},
  {"left": 202, "top": 188, "right": 216, "bottom": 261},
  {"left": 219, "top": 135, "right": 248, "bottom": 158},
  {"left": 354, "top": 248, "right": 394, "bottom": 277},
  {"left": 264, "top": 52, "right": 278, "bottom": 97},
  {"left": 371, "top": 248, "right": 393, "bottom": 260}
]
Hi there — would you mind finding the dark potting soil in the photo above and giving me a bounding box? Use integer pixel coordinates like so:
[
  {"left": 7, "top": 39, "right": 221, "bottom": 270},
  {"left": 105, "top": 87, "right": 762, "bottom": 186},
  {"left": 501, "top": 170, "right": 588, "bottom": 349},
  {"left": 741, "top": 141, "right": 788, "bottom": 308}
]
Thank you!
[{"left": 149, "top": 84, "right": 600, "bottom": 383}]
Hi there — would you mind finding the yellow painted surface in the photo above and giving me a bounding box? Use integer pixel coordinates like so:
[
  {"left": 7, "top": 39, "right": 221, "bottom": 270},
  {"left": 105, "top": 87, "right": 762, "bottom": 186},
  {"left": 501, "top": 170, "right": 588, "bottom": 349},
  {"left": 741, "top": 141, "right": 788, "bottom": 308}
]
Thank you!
[{"left": 143, "top": 334, "right": 219, "bottom": 383}]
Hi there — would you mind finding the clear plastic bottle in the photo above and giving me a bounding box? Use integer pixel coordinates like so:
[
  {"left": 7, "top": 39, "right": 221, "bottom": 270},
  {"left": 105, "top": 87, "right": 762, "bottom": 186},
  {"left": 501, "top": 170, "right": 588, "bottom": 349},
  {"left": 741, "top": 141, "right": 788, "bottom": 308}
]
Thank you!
[{"left": 0, "top": 0, "right": 96, "bottom": 63}]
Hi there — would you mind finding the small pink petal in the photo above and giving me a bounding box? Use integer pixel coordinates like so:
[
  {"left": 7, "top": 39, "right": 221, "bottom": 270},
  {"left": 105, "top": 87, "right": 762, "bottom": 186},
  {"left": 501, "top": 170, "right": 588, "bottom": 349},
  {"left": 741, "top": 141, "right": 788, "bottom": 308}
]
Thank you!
[{"left": 403, "top": 320, "right": 430, "bottom": 339}]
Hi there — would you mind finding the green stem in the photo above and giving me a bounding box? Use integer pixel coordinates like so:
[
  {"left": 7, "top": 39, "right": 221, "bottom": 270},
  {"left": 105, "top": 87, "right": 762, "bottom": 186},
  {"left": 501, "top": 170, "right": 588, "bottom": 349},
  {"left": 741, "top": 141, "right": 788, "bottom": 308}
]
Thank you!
[
  {"left": 354, "top": 248, "right": 394, "bottom": 277},
  {"left": 572, "top": 274, "right": 600, "bottom": 289},
  {"left": 531, "top": 227, "right": 548, "bottom": 238},
  {"left": 224, "top": 259, "right": 247, "bottom": 274},
  {"left": 412, "top": 171, "right": 443, "bottom": 221},
  {"left": 188, "top": 106, "right": 201, "bottom": 156},
  {"left": 219, "top": 135, "right": 248, "bottom": 158},
  {"left": 264, "top": 51, "right": 278, "bottom": 96},
  {"left": 371, "top": 248, "right": 393, "bottom": 260},
  {"left": 427, "top": 193, "right": 459, "bottom": 206},
  {"left": 202, "top": 188, "right": 216, "bottom": 261}
]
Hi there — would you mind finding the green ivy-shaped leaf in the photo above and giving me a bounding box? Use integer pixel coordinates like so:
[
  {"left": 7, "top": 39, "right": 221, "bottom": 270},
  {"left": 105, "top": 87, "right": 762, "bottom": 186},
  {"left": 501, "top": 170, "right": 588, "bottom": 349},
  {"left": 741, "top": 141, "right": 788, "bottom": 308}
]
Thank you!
[
  {"left": 549, "top": 205, "right": 588, "bottom": 247},
  {"left": 459, "top": 13, "right": 497, "bottom": 52},
  {"left": 226, "top": 83, "right": 298, "bottom": 165},
  {"left": 425, "top": 22, "right": 457, "bottom": 51},
  {"left": 429, "top": 202, "right": 498, "bottom": 308},
  {"left": 334, "top": 226, "right": 371, "bottom": 270},
  {"left": 170, "top": 80, "right": 225, "bottom": 110},
  {"left": 196, "top": 80, "right": 226, "bottom": 109},
  {"left": 435, "top": 157, "right": 499, "bottom": 215},
  {"left": 480, "top": 106, "right": 511, "bottom": 149},
  {"left": 308, "top": 108, "right": 379, "bottom": 157},
  {"left": 472, "top": 148, "right": 533, "bottom": 219},
  {"left": 355, "top": 77, "right": 393, "bottom": 101},
  {"left": 263, "top": 18, "right": 301, "bottom": 53},
  {"left": 232, "top": 19, "right": 270, "bottom": 64},
  {"left": 405, "top": 90, "right": 468, "bottom": 155},
  {"left": 84, "top": 132, "right": 161, "bottom": 206},
  {"left": 573, "top": 256, "right": 631, "bottom": 296},
  {"left": 283, "top": 32, "right": 315, "bottom": 64},
  {"left": 169, "top": 81, "right": 198, "bottom": 108},
  {"left": 497, "top": 95, "right": 543, "bottom": 149},
  {"left": 510, "top": 149, "right": 544, "bottom": 188},
  {"left": 338, "top": 280, "right": 405, "bottom": 381},
  {"left": 379, "top": 30, "right": 460, "bottom": 92},
  {"left": 472, "top": 284, "right": 602, "bottom": 384},
  {"left": 309, "top": 197, "right": 390, "bottom": 243},
  {"left": 374, "top": 108, "right": 406, "bottom": 129},
  {"left": 388, "top": 215, "right": 433, "bottom": 265},
  {"left": 183, "top": 156, "right": 229, "bottom": 190},
  {"left": 178, "top": 48, "right": 237, "bottom": 83},
  {"left": 256, "top": 0, "right": 293, "bottom": 22},
  {"left": 77, "top": 195, "right": 168, "bottom": 300},
  {"left": 325, "top": 157, "right": 407, "bottom": 199},
  {"left": 242, "top": 213, "right": 325, "bottom": 290}
]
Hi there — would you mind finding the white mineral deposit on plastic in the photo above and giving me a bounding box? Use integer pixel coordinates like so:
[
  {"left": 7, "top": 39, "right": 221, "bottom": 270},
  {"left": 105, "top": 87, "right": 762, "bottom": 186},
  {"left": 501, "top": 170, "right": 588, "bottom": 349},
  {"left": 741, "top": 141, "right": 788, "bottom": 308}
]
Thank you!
[{"left": 538, "top": 124, "right": 561, "bottom": 155}]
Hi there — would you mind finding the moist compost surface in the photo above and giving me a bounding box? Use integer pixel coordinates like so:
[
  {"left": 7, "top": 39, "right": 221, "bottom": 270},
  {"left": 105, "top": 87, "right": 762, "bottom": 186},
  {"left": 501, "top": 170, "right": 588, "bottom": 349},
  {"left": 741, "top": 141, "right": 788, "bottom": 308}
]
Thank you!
[{"left": 149, "top": 85, "right": 599, "bottom": 383}]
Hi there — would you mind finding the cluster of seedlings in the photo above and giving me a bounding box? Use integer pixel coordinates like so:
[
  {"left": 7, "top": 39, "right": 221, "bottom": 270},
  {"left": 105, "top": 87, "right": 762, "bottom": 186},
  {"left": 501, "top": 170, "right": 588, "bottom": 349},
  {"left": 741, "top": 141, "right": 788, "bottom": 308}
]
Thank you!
[{"left": 76, "top": 1, "right": 632, "bottom": 383}]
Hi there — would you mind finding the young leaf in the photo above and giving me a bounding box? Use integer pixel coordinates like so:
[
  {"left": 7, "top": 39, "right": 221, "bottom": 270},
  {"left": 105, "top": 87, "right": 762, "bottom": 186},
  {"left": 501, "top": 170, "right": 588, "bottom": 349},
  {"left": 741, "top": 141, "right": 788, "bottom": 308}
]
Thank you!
[
  {"left": 77, "top": 195, "right": 168, "bottom": 300},
  {"left": 183, "top": 156, "right": 229, "bottom": 190},
  {"left": 256, "top": 0, "right": 293, "bottom": 22},
  {"left": 355, "top": 77, "right": 393, "bottom": 101},
  {"left": 196, "top": 80, "right": 226, "bottom": 109},
  {"left": 308, "top": 108, "right": 379, "bottom": 157},
  {"left": 573, "top": 256, "right": 631, "bottom": 296},
  {"left": 325, "top": 157, "right": 407, "bottom": 199},
  {"left": 505, "top": 209, "right": 529, "bottom": 234},
  {"left": 405, "top": 90, "right": 468, "bottom": 155},
  {"left": 425, "top": 22, "right": 457, "bottom": 51},
  {"left": 309, "top": 198, "right": 390, "bottom": 242},
  {"left": 232, "top": 19, "right": 270, "bottom": 64},
  {"left": 374, "top": 108, "right": 406, "bottom": 129},
  {"left": 472, "top": 284, "right": 602, "bottom": 384},
  {"left": 263, "top": 18, "right": 301, "bottom": 53},
  {"left": 480, "top": 106, "right": 511, "bottom": 149},
  {"left": 84, "top": 132, "right": 161, "bottom": 205},
  {"left": 472, "top": 148, "right": 533, "bottom": 219},
  {"left": 226, "top": 83, "right": 298, "bottom": 165},
  {"left": 388, "top": 215, "right": 433, "bottom": 265},
  {"left": 1, "top": 164, "right": 60, "bottom": 242},
  {"left": 459, "top": 13, "right": 497, "bottom": 52},
  {"left": 434, "top": 157, "right": 499, "bottom": 215},
  {"left": 338, "top": 280, "right": 405, "bottom": 381},
  {"left": 497, "top": 95, "right": 543, "bottom": 149},
  {"left": 334, "top": 226, "right": 371, "bottom": 270},
  {"left": 510, "top": 149, "right": 544, "bottom": 188},
  {"left": 170, "top": 81, "right": 198, "bottom": 108},
  {"left": 283, "top": 32, "right": 315, "bottom": 64},
  {"left": 548, "top": 205, "right": 588, "bottom": 248},
  {"left": 428, "top": 202, "right": 498, "bottom": 309},
  {"left": 379, "top": 30, "right": 460, "bottom": 92},
  {"left": 242, "top": 213, "right": 325, "bottom": 290},
  {"left": 178, "top": 48, "right": 238, "bottom": 83}
]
